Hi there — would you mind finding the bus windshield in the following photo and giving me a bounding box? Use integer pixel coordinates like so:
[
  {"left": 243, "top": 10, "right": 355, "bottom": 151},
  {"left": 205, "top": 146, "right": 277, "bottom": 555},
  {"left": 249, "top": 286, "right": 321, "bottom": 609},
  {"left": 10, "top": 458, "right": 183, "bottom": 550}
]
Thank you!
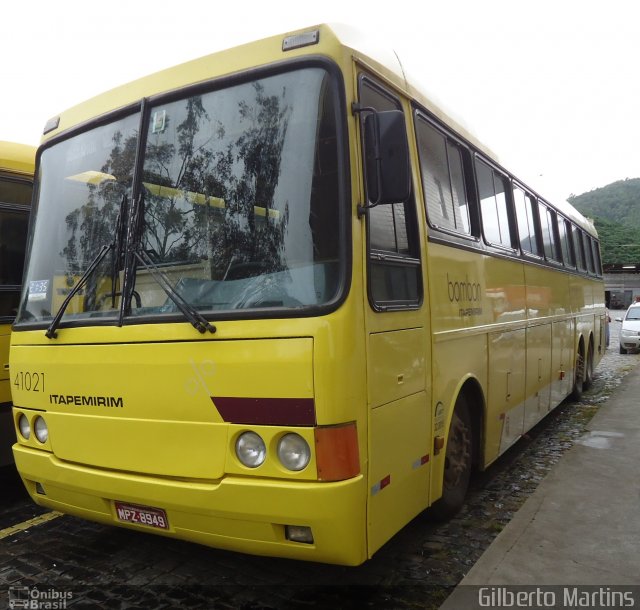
[{"left": 18, "top": 67, "right": 343, "bottom": 327}]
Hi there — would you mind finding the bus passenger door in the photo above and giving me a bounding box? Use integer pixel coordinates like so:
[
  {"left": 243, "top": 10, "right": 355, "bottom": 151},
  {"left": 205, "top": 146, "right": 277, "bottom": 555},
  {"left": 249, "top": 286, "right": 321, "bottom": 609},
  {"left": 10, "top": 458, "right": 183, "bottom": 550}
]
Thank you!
[{"left": 357, "top": 74, "right": 432, "bottom": 556}]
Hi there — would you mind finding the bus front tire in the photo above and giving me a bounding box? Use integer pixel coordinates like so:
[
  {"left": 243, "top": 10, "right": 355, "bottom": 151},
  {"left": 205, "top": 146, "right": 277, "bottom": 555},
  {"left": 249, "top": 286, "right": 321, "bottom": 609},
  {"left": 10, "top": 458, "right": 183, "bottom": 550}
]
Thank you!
[{"left": 429, "top": 395, "right": 473, "bottom": 521}]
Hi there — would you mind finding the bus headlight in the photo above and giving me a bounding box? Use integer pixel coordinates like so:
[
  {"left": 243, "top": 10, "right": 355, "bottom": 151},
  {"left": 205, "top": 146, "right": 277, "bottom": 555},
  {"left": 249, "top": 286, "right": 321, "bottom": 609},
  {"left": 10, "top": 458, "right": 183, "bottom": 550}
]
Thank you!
[
  {"left": 235, "top": 431, "right": 266, "bottom": 468},
  {"left": 18, "top": 414, "right": 30, "bottom": 440},
  {"left": 34, "top": 417, "right": 49, "bottom": 444},
  {"left": 277, "top": 433, "right": 311, "bottom": 471}
]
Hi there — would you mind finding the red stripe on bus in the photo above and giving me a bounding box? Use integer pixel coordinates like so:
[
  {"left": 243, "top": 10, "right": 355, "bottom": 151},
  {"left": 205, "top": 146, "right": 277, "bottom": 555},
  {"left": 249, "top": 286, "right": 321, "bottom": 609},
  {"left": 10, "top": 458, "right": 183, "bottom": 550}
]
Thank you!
[{"left": 212, "top": 397, "right": 316, "bottom": 426}]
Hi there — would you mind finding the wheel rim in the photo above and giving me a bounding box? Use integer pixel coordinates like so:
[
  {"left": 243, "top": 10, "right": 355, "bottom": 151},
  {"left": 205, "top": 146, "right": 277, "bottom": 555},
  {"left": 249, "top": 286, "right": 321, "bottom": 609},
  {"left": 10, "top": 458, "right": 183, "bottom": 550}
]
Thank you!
[{"left": 443, "top": 411, "right": 471, "bottom": 489}]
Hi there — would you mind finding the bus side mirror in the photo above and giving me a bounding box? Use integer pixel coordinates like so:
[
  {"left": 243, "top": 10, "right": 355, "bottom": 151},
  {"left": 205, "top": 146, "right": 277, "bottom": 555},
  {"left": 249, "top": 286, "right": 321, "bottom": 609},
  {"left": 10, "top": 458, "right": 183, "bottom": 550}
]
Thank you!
[{"left": 364, "top": 110, "right": 411, "bottom": 206}]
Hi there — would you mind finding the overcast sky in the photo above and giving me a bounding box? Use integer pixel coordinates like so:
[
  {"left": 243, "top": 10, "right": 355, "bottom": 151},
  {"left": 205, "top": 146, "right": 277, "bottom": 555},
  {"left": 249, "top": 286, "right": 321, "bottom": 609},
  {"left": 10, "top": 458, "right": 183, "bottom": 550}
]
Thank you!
[{"left": 3, "top": 0, "right": 638, "bottom": 201}]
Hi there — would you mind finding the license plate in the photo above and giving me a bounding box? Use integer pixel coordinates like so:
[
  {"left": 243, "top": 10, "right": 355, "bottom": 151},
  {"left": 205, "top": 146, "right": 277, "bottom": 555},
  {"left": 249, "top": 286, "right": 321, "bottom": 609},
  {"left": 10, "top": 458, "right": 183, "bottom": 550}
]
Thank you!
[{"left": 114, "top": 501, "right": 169, "bottom": 530}]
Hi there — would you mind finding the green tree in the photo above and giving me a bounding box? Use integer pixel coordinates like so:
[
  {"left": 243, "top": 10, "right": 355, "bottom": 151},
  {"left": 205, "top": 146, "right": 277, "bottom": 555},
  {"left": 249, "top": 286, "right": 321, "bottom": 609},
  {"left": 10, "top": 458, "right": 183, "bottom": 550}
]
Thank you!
[{"left": 568, "top": 177, "right": 640, "bottom": 265}]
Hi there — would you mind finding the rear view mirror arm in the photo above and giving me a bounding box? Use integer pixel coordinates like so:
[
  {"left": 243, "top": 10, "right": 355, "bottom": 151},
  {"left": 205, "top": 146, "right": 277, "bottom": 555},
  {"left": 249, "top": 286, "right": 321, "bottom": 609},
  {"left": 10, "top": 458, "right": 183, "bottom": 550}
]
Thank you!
[{"left": 352, "top": 103, "right": 381, "bottom": 217}]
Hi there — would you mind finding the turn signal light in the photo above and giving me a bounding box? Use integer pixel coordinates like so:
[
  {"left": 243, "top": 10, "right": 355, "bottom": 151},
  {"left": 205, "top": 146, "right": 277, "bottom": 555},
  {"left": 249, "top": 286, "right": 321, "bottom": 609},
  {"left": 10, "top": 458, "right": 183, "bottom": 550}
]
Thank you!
[{"left": 314, "top": 422, "right": 360, "bottom": 481}]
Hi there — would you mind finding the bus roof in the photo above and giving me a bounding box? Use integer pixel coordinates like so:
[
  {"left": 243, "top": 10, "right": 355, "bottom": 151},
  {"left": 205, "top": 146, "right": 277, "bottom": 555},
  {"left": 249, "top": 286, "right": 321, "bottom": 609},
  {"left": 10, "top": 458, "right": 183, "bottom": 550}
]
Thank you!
[
  {"left": 39, "top": 23, "right": 595, "bottom": 235},
  {"left": 0, "top": 141, "right": 35, "bottom": 176},
  {"left": 39, "top": 23, "right": 487, "bottom": 149}
]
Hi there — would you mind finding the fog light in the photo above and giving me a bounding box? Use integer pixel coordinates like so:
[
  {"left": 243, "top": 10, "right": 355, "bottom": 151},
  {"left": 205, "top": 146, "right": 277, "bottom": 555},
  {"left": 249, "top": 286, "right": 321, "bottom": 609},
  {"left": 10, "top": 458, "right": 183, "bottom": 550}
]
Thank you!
[
  {"left": 285, "top": 525, "right": 314, "bottom": 544},
  {"left": 235, "top": 431, "right": 266, "bottom": 468},
  {"left": 18, "top": 414, "right": 30, "bottom": 440},
  {"left": 277, "top": 433, "right": 311, "bottom": 471},
  {"left": 35, "top": 482, "right": 46, "bottom": 495},
  {"left": 34, "top": 417, "right": 49, "bottom": 443}
]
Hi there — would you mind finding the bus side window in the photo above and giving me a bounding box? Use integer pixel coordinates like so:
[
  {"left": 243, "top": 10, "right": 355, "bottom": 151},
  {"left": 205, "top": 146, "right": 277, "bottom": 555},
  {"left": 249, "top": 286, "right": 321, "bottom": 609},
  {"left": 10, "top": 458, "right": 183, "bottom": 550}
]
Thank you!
[
  {"left": 591, "top": 239, "right": 602, "bottom": 276},
  {"left": 538, "top": 201, "right": 561, "bottom": 262},
  {"left": 557, "top": 216, "right": 575, "bottom": 268},
  {"left": 415, "top": 116, "right": 471, "bottom": 236},
  {"left": 0, "top": 178, "right": 31, "bottom": 320},
  {"left": 513, "top": 185, "right": 541, "bottom": 256},
  {"left": 573, "top": 225, "right": 587, "bottom": 272},
  {"left": 358, "top": 76, "right": 422, "bottom": 309},
  {"left": 583, "top": 233, "right": 596, "bottom": 274},
  {"left": 476, "top": 159, "right": 513, "bottom": 249}
]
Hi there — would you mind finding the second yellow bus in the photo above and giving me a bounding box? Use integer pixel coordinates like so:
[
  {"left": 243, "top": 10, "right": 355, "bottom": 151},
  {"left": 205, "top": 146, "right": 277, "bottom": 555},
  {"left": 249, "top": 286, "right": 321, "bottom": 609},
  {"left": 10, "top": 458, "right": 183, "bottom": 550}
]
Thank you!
[{"left": 0, "top": 141, "right": 33, "bottom": 467}]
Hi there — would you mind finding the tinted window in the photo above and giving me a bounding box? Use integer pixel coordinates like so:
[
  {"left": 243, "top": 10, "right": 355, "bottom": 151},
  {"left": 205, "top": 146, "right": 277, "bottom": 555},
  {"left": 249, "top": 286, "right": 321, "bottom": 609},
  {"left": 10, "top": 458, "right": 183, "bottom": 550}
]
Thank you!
[
  {"left": 583, "top": 233, "right": 595, "bottom": 274},
  {"left": 591, "top": 239, "right": 602, "bottom": 275},
  {"left": 477, "top": 159, "right": 512, "bottom": 248},
  {"left": 557, "top": 217, "right": 574, "bottom": 267},
  {"left": 539, "top": 202, "right": 560, "bottom": 261},
  {"left": 514, "top": 186, "right": 540, "bottom": 255},
  {"left": 573, "top": 226, "right": 587, "bottom": 272},
  {"left": 0, "top": 177, "right": 31, "bottom": 320},
  {"left": 416, "top": 117, "right": 470, "bottom": 235},
  {"left": 360, "top": 77, "right": 421, "bottom": 307},
  {"left": 0, "top": 179, "right": 32, "bottom": 206}
]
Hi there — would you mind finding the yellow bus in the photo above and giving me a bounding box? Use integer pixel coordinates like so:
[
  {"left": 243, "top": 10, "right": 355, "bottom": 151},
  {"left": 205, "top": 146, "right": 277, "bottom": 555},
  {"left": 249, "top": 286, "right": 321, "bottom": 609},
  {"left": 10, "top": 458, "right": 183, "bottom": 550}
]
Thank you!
[
  {"left": 0, "top": 142, "right": 34, "bottom": 467},
  {"left": 11, "top": 25, "right": 604, "bottom": 565}
]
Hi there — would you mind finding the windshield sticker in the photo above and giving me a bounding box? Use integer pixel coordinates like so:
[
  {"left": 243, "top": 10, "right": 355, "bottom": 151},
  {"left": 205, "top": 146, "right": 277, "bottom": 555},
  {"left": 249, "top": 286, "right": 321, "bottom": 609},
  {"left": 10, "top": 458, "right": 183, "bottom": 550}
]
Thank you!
[
  {"left": 28, "top": 280, "right": 49, "bottom": 302},
  {"left": 152, "top": 110, "right": 167, "bottom": 134}
]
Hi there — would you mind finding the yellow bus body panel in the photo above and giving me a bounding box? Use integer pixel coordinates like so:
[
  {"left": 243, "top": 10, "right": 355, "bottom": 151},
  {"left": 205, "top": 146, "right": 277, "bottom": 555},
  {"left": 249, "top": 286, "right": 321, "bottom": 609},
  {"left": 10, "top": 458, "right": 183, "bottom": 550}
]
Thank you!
[
  {"left": 11, "top": 336, "right": 314, "bottom": 479},
  {"left": 0, "top": 141, "right": 35, "bottom": 176},
  {"left": 0, "top": 332, "right": 10, "bottom": 404},
  {"left": 368, "top": 391, "right": 430, "bottom": 554},
  {"left": 14, "top": 444, "right": 367, "bottom": 565},
  {"left": 11, "top": 302, "right": 370, "bottom": 563},
  {"left": 366, "top": 326, "right": 431, "bottom": 554}
]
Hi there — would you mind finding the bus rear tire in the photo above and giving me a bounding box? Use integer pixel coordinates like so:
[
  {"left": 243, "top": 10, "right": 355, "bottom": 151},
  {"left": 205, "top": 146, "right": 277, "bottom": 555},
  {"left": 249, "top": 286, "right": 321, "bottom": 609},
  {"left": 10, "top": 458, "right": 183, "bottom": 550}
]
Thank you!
[
  {"left": 570, "top": 349, "right": 585, "bottom": 400},
  {"left": 428, "top": 395, "right": 473, "bottom": 521},
  {"left": 584, "top": 344, "right": 594, "bottom": 390}
]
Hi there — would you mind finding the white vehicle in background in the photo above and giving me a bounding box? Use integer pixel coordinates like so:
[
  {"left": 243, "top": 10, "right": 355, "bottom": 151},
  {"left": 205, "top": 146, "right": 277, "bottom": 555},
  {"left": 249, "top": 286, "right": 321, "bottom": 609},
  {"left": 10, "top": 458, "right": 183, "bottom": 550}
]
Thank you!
[{"left": 617, "top": 302, "right": 640, "bottom": 354}]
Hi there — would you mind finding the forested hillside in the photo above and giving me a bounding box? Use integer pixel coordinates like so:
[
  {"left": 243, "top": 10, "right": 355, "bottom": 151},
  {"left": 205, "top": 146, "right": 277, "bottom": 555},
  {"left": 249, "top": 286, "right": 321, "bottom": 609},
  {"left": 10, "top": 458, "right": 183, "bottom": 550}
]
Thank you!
[{"left": 568, "top": 178, "right": 640, "bottom": 264}]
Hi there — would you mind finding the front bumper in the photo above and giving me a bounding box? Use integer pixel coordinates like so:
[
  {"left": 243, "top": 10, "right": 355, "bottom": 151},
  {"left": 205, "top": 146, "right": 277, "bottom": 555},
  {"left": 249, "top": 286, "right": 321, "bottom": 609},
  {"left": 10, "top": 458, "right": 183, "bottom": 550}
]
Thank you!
[
  {"left": 620, "top": 335, "right": 640, "bottom": 351},
  {"left": 13, "top": 444, "right": 367, "bottom": 566}
]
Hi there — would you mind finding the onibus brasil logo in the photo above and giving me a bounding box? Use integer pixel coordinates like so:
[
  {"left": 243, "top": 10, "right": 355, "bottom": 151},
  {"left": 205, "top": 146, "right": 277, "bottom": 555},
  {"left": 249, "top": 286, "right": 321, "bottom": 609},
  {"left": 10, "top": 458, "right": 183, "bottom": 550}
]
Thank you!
[{"left": 9, "top": 586, "right": 72, "bottom": 609}]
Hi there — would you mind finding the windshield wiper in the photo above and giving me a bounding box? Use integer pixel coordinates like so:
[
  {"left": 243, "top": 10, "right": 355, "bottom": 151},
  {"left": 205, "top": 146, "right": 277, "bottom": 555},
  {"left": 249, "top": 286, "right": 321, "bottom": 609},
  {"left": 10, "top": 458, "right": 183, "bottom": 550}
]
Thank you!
[
  {"left": 120, "top": 189, "right": 215, "bottom": 334},
  {"left": 45, "top": 243, "right": 112, "bottom": 339},
  {"left": 134, "top": 249, "right": 216, "bottom": 334},
  {"left": 46, "top": 192, "right": 131, "bottom": 339},
  {"left": 45, "top": 189, "right": 215, "bottom": 337},
  {"left": 110, "top": 193, "right": 128, "bottom": 308},
  {"left": 119, "top": 190, "right": 144, "bottom": 326}
]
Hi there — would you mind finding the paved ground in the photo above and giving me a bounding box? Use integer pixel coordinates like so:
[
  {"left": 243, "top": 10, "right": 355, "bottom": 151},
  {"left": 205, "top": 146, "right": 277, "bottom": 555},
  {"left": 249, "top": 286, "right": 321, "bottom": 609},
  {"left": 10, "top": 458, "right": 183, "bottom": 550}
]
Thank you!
[{"left": 441, "top": 323, "right": 640, "bottom": 609}]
